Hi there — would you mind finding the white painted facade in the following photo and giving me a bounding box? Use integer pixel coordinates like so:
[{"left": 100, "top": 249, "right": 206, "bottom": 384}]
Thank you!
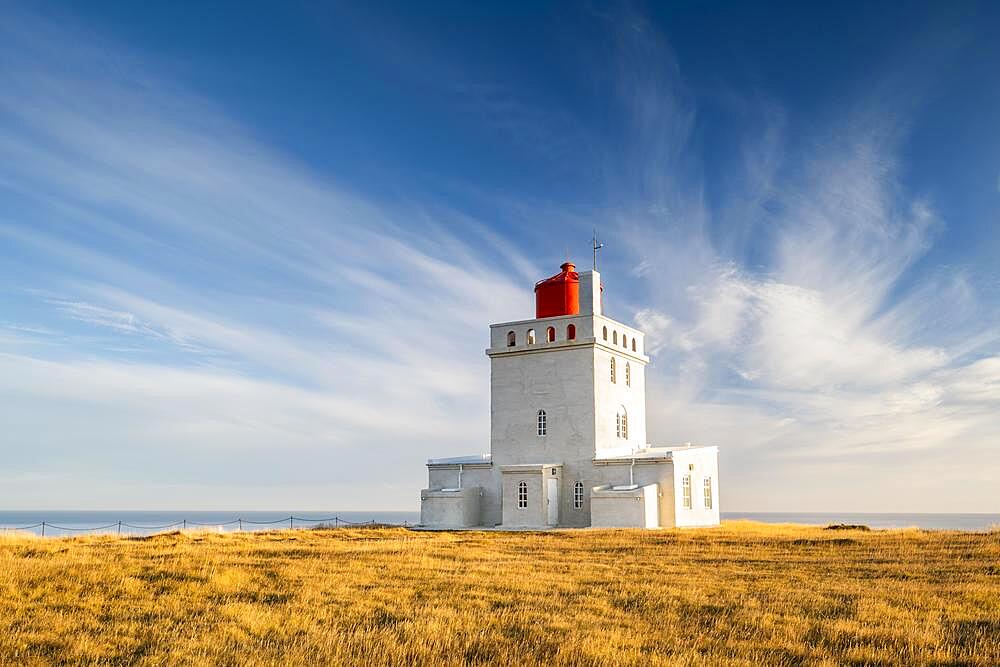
[{"left": 420, "top": 266, "right": 720, "bottom": 529}]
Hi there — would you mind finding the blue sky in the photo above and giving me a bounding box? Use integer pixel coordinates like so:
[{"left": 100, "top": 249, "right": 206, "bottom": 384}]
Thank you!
[{"left": 1, "top": 1, "right": 998, "bottom": 511}]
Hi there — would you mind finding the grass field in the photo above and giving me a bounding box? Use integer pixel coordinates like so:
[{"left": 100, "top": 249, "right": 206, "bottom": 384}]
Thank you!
[{"left": 1, "top": 521, "right": 998, "bottom": 666}]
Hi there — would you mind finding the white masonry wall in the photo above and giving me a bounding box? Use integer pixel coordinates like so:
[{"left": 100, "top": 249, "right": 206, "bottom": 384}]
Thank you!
[
  {"left": 590, "top": 483, "right": 659, "bottom": 528},
  {"left": 488, "top": 340, "right": 595, "bottom": 527},
  {"left": 670, "top": 447, "right": 721, "bottom": 527},
  {"left": 592, "top": 331, "right": 647, "bottom": 455},
  {"left": 486, "top": 302, "right": 650, "bottom": 527},
  {"left": 420, "top": 487, "right": 482, "bottom": 528}
]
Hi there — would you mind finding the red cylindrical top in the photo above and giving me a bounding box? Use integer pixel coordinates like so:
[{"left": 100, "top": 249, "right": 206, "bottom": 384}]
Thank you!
[{"left": 534, "top": 262, "right": 580, "bottom": 318}]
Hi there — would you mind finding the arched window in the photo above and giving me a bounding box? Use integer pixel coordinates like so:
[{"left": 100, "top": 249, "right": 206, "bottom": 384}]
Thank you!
[
  {"left": 517, "top": 481, "right": 528, "bottom": 509},
  {"left": 617, "top": 407, "right": 628, "bottom": 439},
  {"left": 613, "top": 331, "right": 618, "bottom": 345},
  {"left": 622, "top": 335, "right": 628, "bottom": 349},
  {"left": 526, "top": 329, "right": 536, "bottom": 345},
  {"left": 625, "top": 362, "right": 631, "bottom": 387},
  {"left": 567, "top": 324, "right": 576, "bottom": 340},
  {"left": 507, "top": 331, "right": 516, "bottom": 347},
  {"left": 602, "top": 326, "right": 608, "bottom": 341},
  {"left": 610, "top": 357, "right": 616, "bottom": 383},
  {"left": 537, "top": 409, "right": 547, "bottom": 436},
  {"left": 632, "top": 339, "right": 637, "bottom": 352},
  {"left": 622, "top": 412, "right": 628, "bottom": 439},
  {"left": 616, "top": 412, "right": 621, "bottom": 438},
  {"left": 573, "top": 481, "right": 584, "bottom": 509},
  {"left": 546, "top": 326, "right": 556, "bottom": 342}
]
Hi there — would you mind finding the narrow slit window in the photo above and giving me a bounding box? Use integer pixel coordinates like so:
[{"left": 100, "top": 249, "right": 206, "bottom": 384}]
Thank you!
[
  {"left": 517, "top": 481, "right": 528, "bottom": 509},
  {"left": 567, "top": 324, "right": 576, "bottom": 340},
  {"left": 526, "top": 329, "right": 536, "bottom": 345},
  {"left": 613, "top": 331, "right": 618, "bottom": 345},
  {"left": 546, "top": 326, "right": 556, "bottom": 342},
  {"left": 574, "top": 481, "right": 584, "bottom": 509},
  {"left": 507, "top": 330, "right": 516, "bottom": 347},
  {"left": 632, "top": 339, "right": 637, "bottom": 352},
  {"left": 621, "top": 412, "right": 628, "bottom": 439},
  {"left": 703, "top": 477, "right": 713, "bottom": 509},
  {"left": 616, "top": 412, "right": 621, "bottom": 438},
  {"left": 602, "top": 326, "right": 608, "bottom": 341},
  {"left": 622, "top": 335, "right": 628, "bottom": 349},
  {"left": 537, "top": 409, "right": 547, "bottom": 436},
  {"left": 610, "top": 357, "right": 616, "bottom": 383},
  {"left": 625, "top": 363, "right": 631, "bottom": 387},
  {"left": 682, "top": 475, "right": 692, "bottom": 509}
]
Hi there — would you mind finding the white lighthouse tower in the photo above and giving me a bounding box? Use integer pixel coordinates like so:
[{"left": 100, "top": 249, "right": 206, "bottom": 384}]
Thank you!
[{"left": 420, "top": 261, "right": 720, "bottom": 529}]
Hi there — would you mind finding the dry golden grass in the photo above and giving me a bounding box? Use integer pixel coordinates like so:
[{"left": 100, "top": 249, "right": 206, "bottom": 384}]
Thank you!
[{"left": 0, "top": 521, "right": 998, "bottom": 665}]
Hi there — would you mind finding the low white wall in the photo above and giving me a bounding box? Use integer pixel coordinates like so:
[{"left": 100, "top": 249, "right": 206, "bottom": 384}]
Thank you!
[
  {"left": 420, "top": 487, "right": 481, "bottom": 528},
  {"left": 590, "top": 483, "right": 659, "bottom": 528}
]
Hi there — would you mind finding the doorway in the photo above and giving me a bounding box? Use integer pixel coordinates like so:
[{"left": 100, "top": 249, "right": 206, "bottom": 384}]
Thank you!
[{"left": 546, "top": 477, "right": 559, "bottom": 526}]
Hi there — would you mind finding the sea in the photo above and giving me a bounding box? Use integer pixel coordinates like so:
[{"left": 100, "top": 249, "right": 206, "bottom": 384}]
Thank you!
[{"left": 1, "top": 511, "right": 997, "bottom": 536}]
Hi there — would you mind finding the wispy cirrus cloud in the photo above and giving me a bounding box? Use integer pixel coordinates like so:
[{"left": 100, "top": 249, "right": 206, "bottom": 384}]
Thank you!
[
  {"left": 0, "top": 5, "right": 997, "bottom": 513},
  {"left": 590, "top": 9, "right": 999, "bottom": 511},
  {"left": 0, "top": 10, "right": 532, "bottom": 509}
]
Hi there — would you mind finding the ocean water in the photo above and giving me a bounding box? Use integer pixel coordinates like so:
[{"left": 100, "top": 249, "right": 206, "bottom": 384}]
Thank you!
[
  {"left": 0, "top": 511, "right": 996, "bottom": 536},
  {"left": 0, "top": 511, "right": 421, "bottom": 537}
]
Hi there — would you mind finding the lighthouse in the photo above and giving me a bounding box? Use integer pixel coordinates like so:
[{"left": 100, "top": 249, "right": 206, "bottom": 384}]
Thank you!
[{"left": 420, "top": 261, "right": 720, "bottom": 529}]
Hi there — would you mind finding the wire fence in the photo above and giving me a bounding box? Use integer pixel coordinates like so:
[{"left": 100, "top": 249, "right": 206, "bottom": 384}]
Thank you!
[{"left": 1, "top": 515, "right": 410, "bottom": 537}]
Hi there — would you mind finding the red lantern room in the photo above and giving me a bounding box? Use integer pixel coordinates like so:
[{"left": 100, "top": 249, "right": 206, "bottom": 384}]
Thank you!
[{"left": 534, "top": 262, "right": 580, "bottom": 318}]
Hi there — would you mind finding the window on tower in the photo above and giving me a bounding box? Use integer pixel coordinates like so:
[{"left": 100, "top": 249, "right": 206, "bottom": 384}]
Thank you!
[
  {"left": 573, "top": 481, "right": 584, "bottom": 509},
  {"left": 632, "top": 339, "right": 637, "bottom": 353},
  {"left": 703, "top": 477, "right": 713, "bottom": 509},
  {"left": 567, "top": 324, "right": 576, "bottom": 340},
  {"left": 625, "top": 362, "right": 631, "bottom": 387},
  {"left": 610, "top": 357, "right": 616, "bottom": 383},
  {"left": 517, "top": 481, "right": 528, "bottom": 509},
  {"left": 616, "top": 412, "right": 620, "bottom": 438},
  {"left": 546, "top": 326, "right": 556, "bottom": 342},
  {"left": 537, "top": 409, "right": 547, "bottom": 436},
  {"left": 682, "top": 475, "right": 692, "bottom": 509},
  {"left": 623, "top": 335, "right": 628, "bottom": 349},
  {"left": 613, "top": 331, "right": 618, "bottom": 345},
  {"left": 602, "top": 326, "right": 608, "bottom": 340},
  {"left": 526, "top": 329, "right": 536, "bottom": 345},
  {"left": 507, "top": 331, "right": 516, "bottom": 347}
]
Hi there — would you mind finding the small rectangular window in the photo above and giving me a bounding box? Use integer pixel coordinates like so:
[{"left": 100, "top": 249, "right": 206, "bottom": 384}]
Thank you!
[
  {"left": 703, "top": 477, "right": 713, "bottom": 509},
  {"left": 682, "top": 475, "right": 692, "bottom": 510}
]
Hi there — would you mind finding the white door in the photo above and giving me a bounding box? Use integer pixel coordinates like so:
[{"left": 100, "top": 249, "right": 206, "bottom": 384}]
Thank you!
[{"left": 546, "top": 478, "right": 559, "bottom": 525}]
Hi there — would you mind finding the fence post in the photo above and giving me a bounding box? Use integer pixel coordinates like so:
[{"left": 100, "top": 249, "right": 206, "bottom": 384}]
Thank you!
[
  {"left": 289, "top": 516, "right": 293, "bottom": 530},
  {"left": 183, "top": 519, "right": 186, "bottom": 530},
  {"left": 118, "top": 520, "right": 122, "bottom": 535},
  {"left": 335, "top": 517, "right": 339, "bottom": 528},
  {"left": 41, "top": 522, "right": 45, "bottom": 537},
  {"left": 238, "top": 518, "right": 242, "bottom": 532}
]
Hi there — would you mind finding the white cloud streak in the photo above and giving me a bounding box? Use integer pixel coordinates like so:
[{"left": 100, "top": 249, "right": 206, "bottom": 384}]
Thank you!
[{"left": 0, "top": 7, "right": 997, "bottom": 513}]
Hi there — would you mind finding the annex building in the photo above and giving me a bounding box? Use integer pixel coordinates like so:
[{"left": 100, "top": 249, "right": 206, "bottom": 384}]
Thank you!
[{"left": 420, "top": 261, "right": 720, "bottom": 529}]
